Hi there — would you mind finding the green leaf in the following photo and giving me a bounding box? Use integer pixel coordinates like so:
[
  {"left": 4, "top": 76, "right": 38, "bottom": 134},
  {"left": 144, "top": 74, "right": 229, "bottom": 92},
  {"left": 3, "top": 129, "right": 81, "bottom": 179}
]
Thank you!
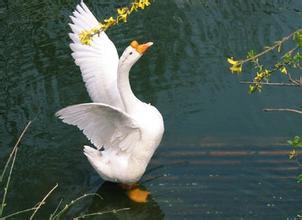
[
  {"left": 298, "top": 174, "right": 302, "bottom": 183},
  {"left": 247, "top": 50, "right": 255, "bottom": 59},
  {"left": 288, "top": 136, "right": 302, "bottom": 148},
  {"left": 293, "top": 52, "right": 302, "bottom": 62},
  {"left": 282, "top": 53, "right": 292, "bottom": 64},
  {"left": 295, "top": 31, "right": 302, "bottom": 47},
  {"left": 277, "top": 44, "right": 282, "bottom": 53},
  {"left": 248, "top": 85, "right": 256, "bottom": 94}
]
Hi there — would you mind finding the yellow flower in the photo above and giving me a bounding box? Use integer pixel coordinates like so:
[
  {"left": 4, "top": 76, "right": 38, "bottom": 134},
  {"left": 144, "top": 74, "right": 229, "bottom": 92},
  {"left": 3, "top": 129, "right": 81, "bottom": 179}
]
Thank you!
[
  {"left": 289, "top": 149, "right": 297, "bottom": 159},
  {"left": 96, "top": 23, "right": 105, "bottom": 32},
  {"left": 117, "top": 7, "right": 129, "bottom": 15},
  {"left": 280, "top": 66, "right": 288, "bottom": 75},
  {"left": 227, "top": 59, "right": 241, "bottom": 73},
  {"left": 137, "top": 0, "right": 151, "bottom": 9},
  {"left": 103, "top": 17, "right": 117, "bottom": 29},
  {"left": 132, "top": 0, "right": 151, "bottom": 10},
  {"left": 254, "top": 69, "right": 270, "bottom": 82},
  {"left": 255, "top": 72, "right": 263, "bottom": 81},
  {"left": 229, "top": 64, "right": 242, "bottom": 73},
  {"left": 227, "top": 57, "right": 239, "bottom": 65},
  {"left": 117, "top": 7, "right": 129, "bottom": 22},
  {"left": 79, "top": 31, "right": 92, "bottom": 45},
  {"left": 79, "top": 0, "right": 152, "bottom": 45},
  {"left": 129, "top": 4, "right": 137, "bottom": 13},
  {"left": 144, "top": 0, "right": 151, "bottom": 6},
  {"left": 227, "top": 57, "right": 243, "bottom": 73}
]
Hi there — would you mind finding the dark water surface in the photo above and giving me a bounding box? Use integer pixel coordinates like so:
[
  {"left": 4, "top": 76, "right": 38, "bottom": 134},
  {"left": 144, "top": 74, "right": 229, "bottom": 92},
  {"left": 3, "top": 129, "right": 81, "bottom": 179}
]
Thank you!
[{"left": 1, "top": 0, "right": 302, "bottom": 219}]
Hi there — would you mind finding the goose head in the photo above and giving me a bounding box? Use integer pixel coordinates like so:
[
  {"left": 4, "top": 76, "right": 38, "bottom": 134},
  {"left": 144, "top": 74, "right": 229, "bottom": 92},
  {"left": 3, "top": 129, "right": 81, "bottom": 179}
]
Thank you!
[{"left": 119, "top": 40, "right": 153, "bottom": 68}]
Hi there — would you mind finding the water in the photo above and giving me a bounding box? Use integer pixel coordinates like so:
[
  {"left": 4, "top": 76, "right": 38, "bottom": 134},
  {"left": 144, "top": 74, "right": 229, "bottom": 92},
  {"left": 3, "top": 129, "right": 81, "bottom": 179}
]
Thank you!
[{"left": 1, "top": 0, "right": 302, "bottom": 219}]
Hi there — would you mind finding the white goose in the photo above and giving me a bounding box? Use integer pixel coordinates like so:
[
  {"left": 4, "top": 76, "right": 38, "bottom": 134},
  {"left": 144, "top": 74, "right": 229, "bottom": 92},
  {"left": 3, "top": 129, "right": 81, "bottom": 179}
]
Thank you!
[{"left": 56, "top": 2, "right": 164, "bottom": 202}]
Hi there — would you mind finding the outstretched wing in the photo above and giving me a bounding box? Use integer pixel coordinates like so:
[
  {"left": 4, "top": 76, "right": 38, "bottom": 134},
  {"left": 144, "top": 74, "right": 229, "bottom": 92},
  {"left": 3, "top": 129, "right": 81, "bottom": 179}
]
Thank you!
[
  {"left": 69, "top": 2, "right": 124, "bottom": 110},
  {"left": 56, "top": 103, "right": 141, "bottom": 152}
]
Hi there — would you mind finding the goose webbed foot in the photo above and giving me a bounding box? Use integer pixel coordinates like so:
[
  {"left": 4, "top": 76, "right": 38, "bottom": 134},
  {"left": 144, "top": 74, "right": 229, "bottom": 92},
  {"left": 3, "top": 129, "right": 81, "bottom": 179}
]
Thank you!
[{"left": 119, "top": 183, "right": 150, "bottom": 203}]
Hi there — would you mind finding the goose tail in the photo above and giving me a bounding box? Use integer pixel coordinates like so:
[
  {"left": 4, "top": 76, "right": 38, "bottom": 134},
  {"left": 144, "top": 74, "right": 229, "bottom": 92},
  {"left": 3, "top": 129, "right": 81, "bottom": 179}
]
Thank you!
[{"left": 83, "top": 145, "right": 112, "bottom": 181}]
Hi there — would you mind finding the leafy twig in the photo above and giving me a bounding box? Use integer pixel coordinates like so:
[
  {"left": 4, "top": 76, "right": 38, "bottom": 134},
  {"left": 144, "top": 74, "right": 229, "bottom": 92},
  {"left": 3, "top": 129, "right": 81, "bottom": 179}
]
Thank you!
[
  {"left": 241, "top": 30, "right": 301, "bottom": 64},
  {"left": 228, "top": 28, "right": 302, "bottom": 93}
]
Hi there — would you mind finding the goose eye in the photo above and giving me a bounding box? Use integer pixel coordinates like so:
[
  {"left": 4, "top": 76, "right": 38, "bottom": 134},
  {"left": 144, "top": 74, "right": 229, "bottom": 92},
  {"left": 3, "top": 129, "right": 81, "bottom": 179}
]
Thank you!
[{"left": 129, "top": 52, "right": 133, "bottom": 55}]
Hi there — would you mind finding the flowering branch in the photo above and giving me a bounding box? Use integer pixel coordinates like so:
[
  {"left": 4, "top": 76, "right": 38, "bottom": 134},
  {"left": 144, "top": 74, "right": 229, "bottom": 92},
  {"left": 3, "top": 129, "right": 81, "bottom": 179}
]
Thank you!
[
  {"left": 79, "top": 0, "right": 152, "bottom": 45},
  {"left": 227, "top": 28, "right": 302, "bottom": 73},
  {"left": 227, "top": 28, "right": 302, "bottom": 93}
]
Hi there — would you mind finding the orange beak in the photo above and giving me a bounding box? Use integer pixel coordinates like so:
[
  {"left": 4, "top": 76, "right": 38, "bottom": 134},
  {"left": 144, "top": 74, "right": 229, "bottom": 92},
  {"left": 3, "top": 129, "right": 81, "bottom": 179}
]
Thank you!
[{"left": 130, "top": 40, "right": 153, "bottom": 54}]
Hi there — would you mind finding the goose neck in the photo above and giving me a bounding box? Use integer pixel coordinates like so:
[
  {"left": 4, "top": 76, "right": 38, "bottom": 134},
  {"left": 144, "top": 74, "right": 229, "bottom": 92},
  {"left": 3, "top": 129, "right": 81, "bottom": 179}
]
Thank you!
[{"left": 117, "top": 64, "right": 140, "bottom": 114}]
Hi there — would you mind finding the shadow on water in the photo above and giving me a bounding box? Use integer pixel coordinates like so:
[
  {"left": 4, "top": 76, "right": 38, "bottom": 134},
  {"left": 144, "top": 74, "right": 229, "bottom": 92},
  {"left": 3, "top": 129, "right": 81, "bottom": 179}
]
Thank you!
[{"left": 86, "top": 182, "right": 164, "bottom": 220}]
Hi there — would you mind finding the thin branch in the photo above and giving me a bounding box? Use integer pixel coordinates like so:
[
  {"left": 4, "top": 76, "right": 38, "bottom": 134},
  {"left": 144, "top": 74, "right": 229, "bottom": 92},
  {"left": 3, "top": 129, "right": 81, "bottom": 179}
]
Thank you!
[
  {"left": 287, "top": 72, "right": 302, "bottom": 86},
  {"left": 52, "top": 193, "right": 102, "bottom": 220},
  {"left": 240, "top": 81, "right": 299, "bottom": 87},
  {"left": 49, "top": 199, "right": 63, "bottom": 219},
  {"left": 0, "top": 121, "right": 32, "bottom": 217},
  {"left": 72, "top": 208, "right": 130, "bottom": 220},
  {"left": 29, "top": 183, "right": 59, "bottom": 220},
  {"left": 0, "top": 207, "right": 37, "bottom": 219},
  {"left": 263, "top": 108, "right": 302, "bottom": 114},
  {"left": 240, "top": 29, "right": 302, "bottom": 64},
  {"left": 0, "top": 121, "right": 32, "bottom": 182},
  {"left": 283, "top": 45, "right": 299, "bottom": 58},
  {"left": 0, "top": 148, "right": 18, "bottom": 217}
]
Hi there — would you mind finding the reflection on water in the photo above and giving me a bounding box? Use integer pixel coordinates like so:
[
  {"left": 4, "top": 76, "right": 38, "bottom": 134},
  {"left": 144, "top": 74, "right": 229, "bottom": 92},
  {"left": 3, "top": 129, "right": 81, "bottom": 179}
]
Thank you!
[
  {"left": 1, "top": 0, "right": 302, "bottom": 219},
  {"left": 85, "top": 182, "right": 164, "bottom": 220}
]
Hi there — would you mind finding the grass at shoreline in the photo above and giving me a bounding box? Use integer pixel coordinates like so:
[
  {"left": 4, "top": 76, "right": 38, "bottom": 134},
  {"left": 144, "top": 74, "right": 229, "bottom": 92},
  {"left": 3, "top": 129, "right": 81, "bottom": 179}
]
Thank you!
[{"left": 0, "top": 121, "right": 129, "bottom": 219}]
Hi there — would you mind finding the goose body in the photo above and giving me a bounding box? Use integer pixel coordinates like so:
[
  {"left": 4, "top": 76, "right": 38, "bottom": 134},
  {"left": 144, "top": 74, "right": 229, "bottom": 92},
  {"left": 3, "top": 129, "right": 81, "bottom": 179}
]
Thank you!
[{"left": 56, "top": 2, "right": 164, "bottom": 184}]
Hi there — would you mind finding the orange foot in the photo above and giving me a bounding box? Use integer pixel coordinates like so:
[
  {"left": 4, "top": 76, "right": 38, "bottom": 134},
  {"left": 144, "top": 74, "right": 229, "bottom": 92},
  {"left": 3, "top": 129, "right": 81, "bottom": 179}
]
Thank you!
[
  {"left": 127, "top": 187, "right": 150, "bottom": 203},
  {"left": 119, "top": 183, "right": 150, "bottom": 203}
]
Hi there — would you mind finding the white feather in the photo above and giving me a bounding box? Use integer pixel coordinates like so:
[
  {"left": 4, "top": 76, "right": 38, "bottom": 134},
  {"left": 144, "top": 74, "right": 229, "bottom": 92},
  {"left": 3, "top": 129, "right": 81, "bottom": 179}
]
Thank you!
[
  {"left": 69, "top": 2, "right": 124, "bottom": 110},
  {"left": 56, "top": 103, "right": 141, "bottom": 152}
]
